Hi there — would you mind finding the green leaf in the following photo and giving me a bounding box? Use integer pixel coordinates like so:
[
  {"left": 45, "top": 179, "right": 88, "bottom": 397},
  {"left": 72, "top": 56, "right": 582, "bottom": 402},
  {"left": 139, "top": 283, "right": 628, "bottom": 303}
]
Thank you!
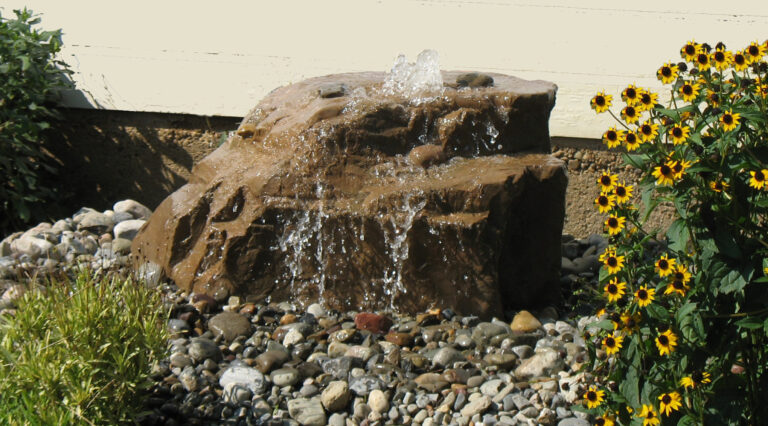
[
  {"left": 19, "top": 55, "right": 30, "bottom": 71},
  {"left": 735, "top": 316, "right": 764, "bottom": 330},
  {"left": 591, "top": 319, "right": 616, "bottom": 331},
  {"left": 675, "top": 302, "right": 697, "bottom": 322},
  {"left": 620, "top": 364, "right": 640, "bottom": 407},
  {"left": 719, "top": 269, "right": 751, "bottom": 295},
  {"left": 666, "top": 218, "right": 689, "bottom": 253},
  {"left": 678, "top": 415, "right": 699, "bottom": 426},
  {"left": 646, "top": 303, "right": 669, "bottom": 321}
]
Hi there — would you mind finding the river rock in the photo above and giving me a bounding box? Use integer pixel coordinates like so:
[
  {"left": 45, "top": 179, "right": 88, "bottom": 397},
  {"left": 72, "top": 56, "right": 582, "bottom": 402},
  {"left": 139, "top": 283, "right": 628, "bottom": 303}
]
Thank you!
[
  {"left": 321, "top": 380, "right": 351, "bottom": 412},
  {"left": 132, "top": 71, "right": 565, "bottom": 318},
  {"left": 288, "top": 397, "right": 327, "bottom": 426},
  {"left": 114, "top": 199, "right": 153, "bottom": 220},
  {"left": 511, "top": 310, "right": 542, "bottom": 333},
  {"left": 113, "top": 219, "right": 146, "bottom": 241},
  {"left": 208, "top": 311, "right": 251, "bottom": 342},
  {"left": 219, "top": 366, "right": 267, "bottom": 395},
  {"left": 514, "top": 348, "right": 565, "bottom": 380},
  {"left": 187, "top": 337, "right": 222, "bottom": 362}
]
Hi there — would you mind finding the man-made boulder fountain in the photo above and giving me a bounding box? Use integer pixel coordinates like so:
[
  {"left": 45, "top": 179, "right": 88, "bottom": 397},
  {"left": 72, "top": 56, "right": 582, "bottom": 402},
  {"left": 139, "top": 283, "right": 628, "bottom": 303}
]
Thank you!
[{"left": 132, "top": 55, "right": 566, "bottom": 318}]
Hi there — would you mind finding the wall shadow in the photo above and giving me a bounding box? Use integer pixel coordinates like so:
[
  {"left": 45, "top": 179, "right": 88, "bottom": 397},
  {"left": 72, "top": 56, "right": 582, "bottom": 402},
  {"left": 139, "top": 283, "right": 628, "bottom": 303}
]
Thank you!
[{"left": 44, "top": 108, "right": 241, "bottom": 215}]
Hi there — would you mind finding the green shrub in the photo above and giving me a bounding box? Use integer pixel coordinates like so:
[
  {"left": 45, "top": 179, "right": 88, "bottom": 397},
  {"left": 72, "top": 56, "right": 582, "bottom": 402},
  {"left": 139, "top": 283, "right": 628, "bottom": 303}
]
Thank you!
[
  {"left": 0, "top": 8, "right": 72, "bottom": 234},
  {"left": 582, "top": 39, "right": 768, "bottom": 425},
  {"left": 0, "top": 269, "right": 169, "bottom": 425}
]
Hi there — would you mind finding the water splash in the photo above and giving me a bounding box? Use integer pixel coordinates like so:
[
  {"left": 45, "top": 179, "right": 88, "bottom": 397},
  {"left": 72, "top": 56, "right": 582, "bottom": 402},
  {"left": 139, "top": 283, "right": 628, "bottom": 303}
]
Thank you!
[
  {"left": 379, "top": 192, "right": 426, "bottom": 309},
  {"left": 382, "top": 50, "right": 444, "bottom": 100}
]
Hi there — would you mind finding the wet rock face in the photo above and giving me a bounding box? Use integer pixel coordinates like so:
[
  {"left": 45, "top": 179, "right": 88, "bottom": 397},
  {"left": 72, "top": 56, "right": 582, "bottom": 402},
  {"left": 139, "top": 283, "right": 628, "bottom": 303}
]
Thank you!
[{"left": 132, "top": 71, "right": 566, "bottom": 318}]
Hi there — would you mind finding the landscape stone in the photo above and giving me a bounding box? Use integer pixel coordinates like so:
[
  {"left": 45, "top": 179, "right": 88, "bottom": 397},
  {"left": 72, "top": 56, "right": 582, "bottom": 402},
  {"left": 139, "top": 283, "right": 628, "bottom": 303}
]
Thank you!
[
  {"left": 511, "top": 310, "right": 542, "bottom": 333},
  {"left": 207, "top": 311, "right": 251, "bottom": 341},
  {"left": 132, "top": 71, "right": 565, "bottom": 318},
  {"left": 187, "top": 337, "right": 222, "bottom": 362},
  {"left": 113, "top": 199, "right": 153, "bottom": 220},
  {"left": 514, "top": 348, "right": 566, "bottom": 380},
  {"left": 219, "top": 366, "right": 267, "bottom": 395},
  {"left": 113, "top": 219, "right": 146, "bottom": 240},
  {"left": 287, "top": 397, "right": 326, "bottom": 426},
  {"left": 321, "top": 380, "right": 351, "bottom": 412}
]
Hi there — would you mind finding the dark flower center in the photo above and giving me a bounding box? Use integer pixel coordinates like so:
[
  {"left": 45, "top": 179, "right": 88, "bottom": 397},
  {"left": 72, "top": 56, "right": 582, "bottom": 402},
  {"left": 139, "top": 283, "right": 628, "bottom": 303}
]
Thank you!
[
  {"left": 685, "top": 45, "right": 696, "bottom": 55},
  {"left": 587, "top": 391, "right": 597, "bottom": 401},
  {"left": 611, "top": 313, "right": 622, "bottom": 323},
  {"left": 616, "top": 187, "right": 626, "bottom": 197},
  {"left": 598, "top": 196, "right": 608, "bottom": 206},
  {"left": 734, "top": 54, "right": 746, "bottom": 65},
  {"left": 662, "top": 66, "right": 672, "bottom": 77},
  {"left": 661, "top": 165, "right": 672, "bottom": 175},
  {"left": 658, "top": 335, "right": 669, "bottom": 345},
  {"left": 605, "top": 337, "right": 615, "bottom": 346},
  {"left": 638, "top": 289, "right": 648, "bottom": 299},
  {"left": 709, "top": 93, "right": 720, "bottom": 103},
  {"left": 595, "top": 96, "right": 606, "bottom": 106},
  {"left": 673, "top": 127, "right": 683, "bottom": 137},
  {"left": 626, "top": 133, "right": 637, "bottom": 143},
  {"left": 682, "top": 85, "right": 693, "bottom": 95},
  {"left": 692, "top": 371, "right": 703, "bottom": 382},
  {"left": 606, "top": 130, "right": 617, "bottom": 140},
  {"left": 626, "top": 88, "right": 637, "bottom": 98},
  {"left": 641, "top": 93, "right": 652, "bottom": 104},
  {"left": 662, "top": 394, "right": 672, "bottom": 404},
  {"left": 697, "top": 53, "right": 709, "bottom": 64},
  {"left": 673, "top": 280, "right": 685, "bottom": 290},
  {"left": 723, "top": 114, "right": 733, "bottom": 124},
  {"left": 659, "top": 259, "right": 669, "bottom": 269},
  {"left": 625, "top": 106, "right": 636, "bottom": 116},
  {"left": 674, "top": 271, "right": 684, "bottom": 280},
  {"left": 748, "top": 45, "right": 759, "bottom": 56},
  {"left": 673, "top": 163, "right": 683, "bottom": 173},
  {"left": 641, "top": 125, "right": 652, "bottom": 135},
  {"left": 608, "top": 218, "right": 618, "bottom": 227},
  {"left": 756, "top": 171, "right": 765, "bottom": 182},
  {"left": 714, "top": 51, "right": 725, "bottom": 62},
  {"left": 596, "top": 419, "right": 605, "bottom": 426},
  {"left": 607, "top": 257, "right": 618, "bottom": 267},
  {"left": 714, "top": 182, "right": 723, "bottom": 190},
  {"left": 608, "top": 284, "right": 618, "bottom": 293},
  {"left": 601, "top": 176, "right": 612, "bottom": 185}
]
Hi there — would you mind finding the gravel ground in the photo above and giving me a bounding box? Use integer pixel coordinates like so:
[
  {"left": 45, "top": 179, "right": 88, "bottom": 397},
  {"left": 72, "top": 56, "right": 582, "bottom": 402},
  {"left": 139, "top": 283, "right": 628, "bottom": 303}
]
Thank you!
[{"left": 0, "top": 200, "right": 610, "bottom": 426}]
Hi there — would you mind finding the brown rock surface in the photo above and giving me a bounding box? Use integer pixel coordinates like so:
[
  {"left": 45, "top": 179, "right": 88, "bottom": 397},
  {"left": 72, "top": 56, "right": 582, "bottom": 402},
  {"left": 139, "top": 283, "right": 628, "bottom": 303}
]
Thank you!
[{"left": 132, "top": 71, "right": 566, "bottom": 318}]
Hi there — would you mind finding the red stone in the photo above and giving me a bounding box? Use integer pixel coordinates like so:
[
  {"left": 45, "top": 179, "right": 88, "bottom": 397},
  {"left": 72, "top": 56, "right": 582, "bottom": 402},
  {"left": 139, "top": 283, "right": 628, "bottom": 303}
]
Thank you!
[{"left": 355, "top": 312, "right": 393, "bottom": 334}]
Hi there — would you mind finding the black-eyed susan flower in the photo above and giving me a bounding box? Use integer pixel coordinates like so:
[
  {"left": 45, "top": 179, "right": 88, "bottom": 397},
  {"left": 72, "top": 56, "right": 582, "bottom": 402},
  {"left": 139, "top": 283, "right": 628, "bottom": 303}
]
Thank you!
[
  {"left": 657, "top": 62, "right": 679, "bottom": 84},
  {"left": 610, "top": 311, "right": 623, "bottom": 330},
  {"left": 605, "top": 214, "right": 626, "bottom": 235},
  {"left": 655, "top": 329, "right": 678, "bottom": 356},
  {"left": 604, "top": 277, "right": 627, "bottom": 303},
  {"left": 668, "top": 124, "right": 691, "bottom": 145},
  {"left": 664, "top": 277, "right": 689, "bottom": 297},
  {"left": 602, "top": 127, "right": 624, "bottom": 149},
  {"left": 622, "top": 84, "right": 641, "bottom": 106},
  {"left": 614, "top": 181, "right": 633, "bottom": 204},
  {"left": 624, "top": 130, "right": 641, "bottom": 151},
  {"left": 655, "top": 254, "right": 676, "bottom": 277},
  {"left": 621, "top": 311, "right": 642, "bottom": 334},
  {"left": 637, "top": 404, "right": 660, "bottom": 426},
  {"left": 719, "top": 109, "right": 741, "bottom": 132},
  {"left": 621, "top": 106, "right": 641, "bottom": 124},
  {"left": 652, "top": 161, "right": 677, "bottom": 185},
  {"left": 745, "top": 41, "right": 767, "bottom": 64},
  {"left": 711, "top": 47, "right": 732, "bottom": 71},
  {"left": 680, "top": 371, "right": 711, "bottom": 389},
  {"left": 598, "top": 171, "right": 618, "bottom": 192},
  {"left": 756, "top": 83, "right": 768, "bottom": 98},
  {"left": 681, "top": 40, "right": 700, "bottom": 61},
  {"left": 635, "top": 286, "right": 655, "bottom": 307},
  {"left": 672, "top": 159, "right": 691, "bottom": 180},
  {"left": 709, "top": 180, "right": 729, "bottom": 192},
  {"left": 602, "top": 334, "right": 624, "bottom": 356},
  {"left": 658, "top": 392, "right": 682, "bottom": 416},
  {"left": 679, "top": 81, "right": 700, "bottom": 102},
  {"left": 671, "top": 264, "right": 691, "bottom": 284},
  {"left": 695, "top": 52, "right": 711, "bottom": 69},
  {"left": 733, "top": 50, "right": 748, "bottom": 71},
  {"left": 595, "top": 193, "right": 616, "bottom": 213},
  {"left": 594, "top": 414, "right": 615, "bottom": 426},
  {"left": 638, "top": 120, "right": 659, "bottom": 143},
  {"left": 584, "top": 385, "right": 605, "bottom": 409},
  {"left": 706, "top": 92, "right": 721, "bottom": 107},
  {"left": 600, "top": 249, "right": 625, "bottom": 274},
  {"left": 591, "top": 92, "right": 613, "bottom": 113},
  {"left": 749, "top": 169, "right": 768, "bottom": 190},
  {"left": 636, "top": 89, "right": 658, "bottom": 112}
]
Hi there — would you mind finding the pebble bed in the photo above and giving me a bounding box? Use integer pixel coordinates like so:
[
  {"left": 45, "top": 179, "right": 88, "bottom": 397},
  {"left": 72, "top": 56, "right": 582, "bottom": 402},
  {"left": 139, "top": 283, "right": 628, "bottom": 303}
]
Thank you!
[{"left": 0, "top": 200, "right": 608, "bottom": 426}]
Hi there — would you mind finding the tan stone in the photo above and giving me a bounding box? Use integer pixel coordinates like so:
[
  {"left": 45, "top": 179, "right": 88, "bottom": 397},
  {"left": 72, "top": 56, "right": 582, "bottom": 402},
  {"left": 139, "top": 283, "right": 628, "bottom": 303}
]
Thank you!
[
  {"left": 132, "top": 71, "right": 565, "bottom": 318},
  {"left": 511, "top": 310, "right": 542, "bottom": 333}
]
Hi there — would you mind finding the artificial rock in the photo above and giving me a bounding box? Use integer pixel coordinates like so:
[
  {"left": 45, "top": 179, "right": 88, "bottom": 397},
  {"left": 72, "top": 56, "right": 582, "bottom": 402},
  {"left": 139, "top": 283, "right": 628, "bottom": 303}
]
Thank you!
[{"left": 132, "top": 71, "right": 566, "bottom": 318}]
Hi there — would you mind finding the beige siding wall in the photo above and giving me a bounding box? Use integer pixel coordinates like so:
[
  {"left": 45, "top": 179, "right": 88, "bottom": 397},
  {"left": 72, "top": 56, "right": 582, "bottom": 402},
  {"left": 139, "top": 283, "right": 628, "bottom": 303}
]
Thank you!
[{"left": 5, "top": 1, "right": 768, "bottom": 138}]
